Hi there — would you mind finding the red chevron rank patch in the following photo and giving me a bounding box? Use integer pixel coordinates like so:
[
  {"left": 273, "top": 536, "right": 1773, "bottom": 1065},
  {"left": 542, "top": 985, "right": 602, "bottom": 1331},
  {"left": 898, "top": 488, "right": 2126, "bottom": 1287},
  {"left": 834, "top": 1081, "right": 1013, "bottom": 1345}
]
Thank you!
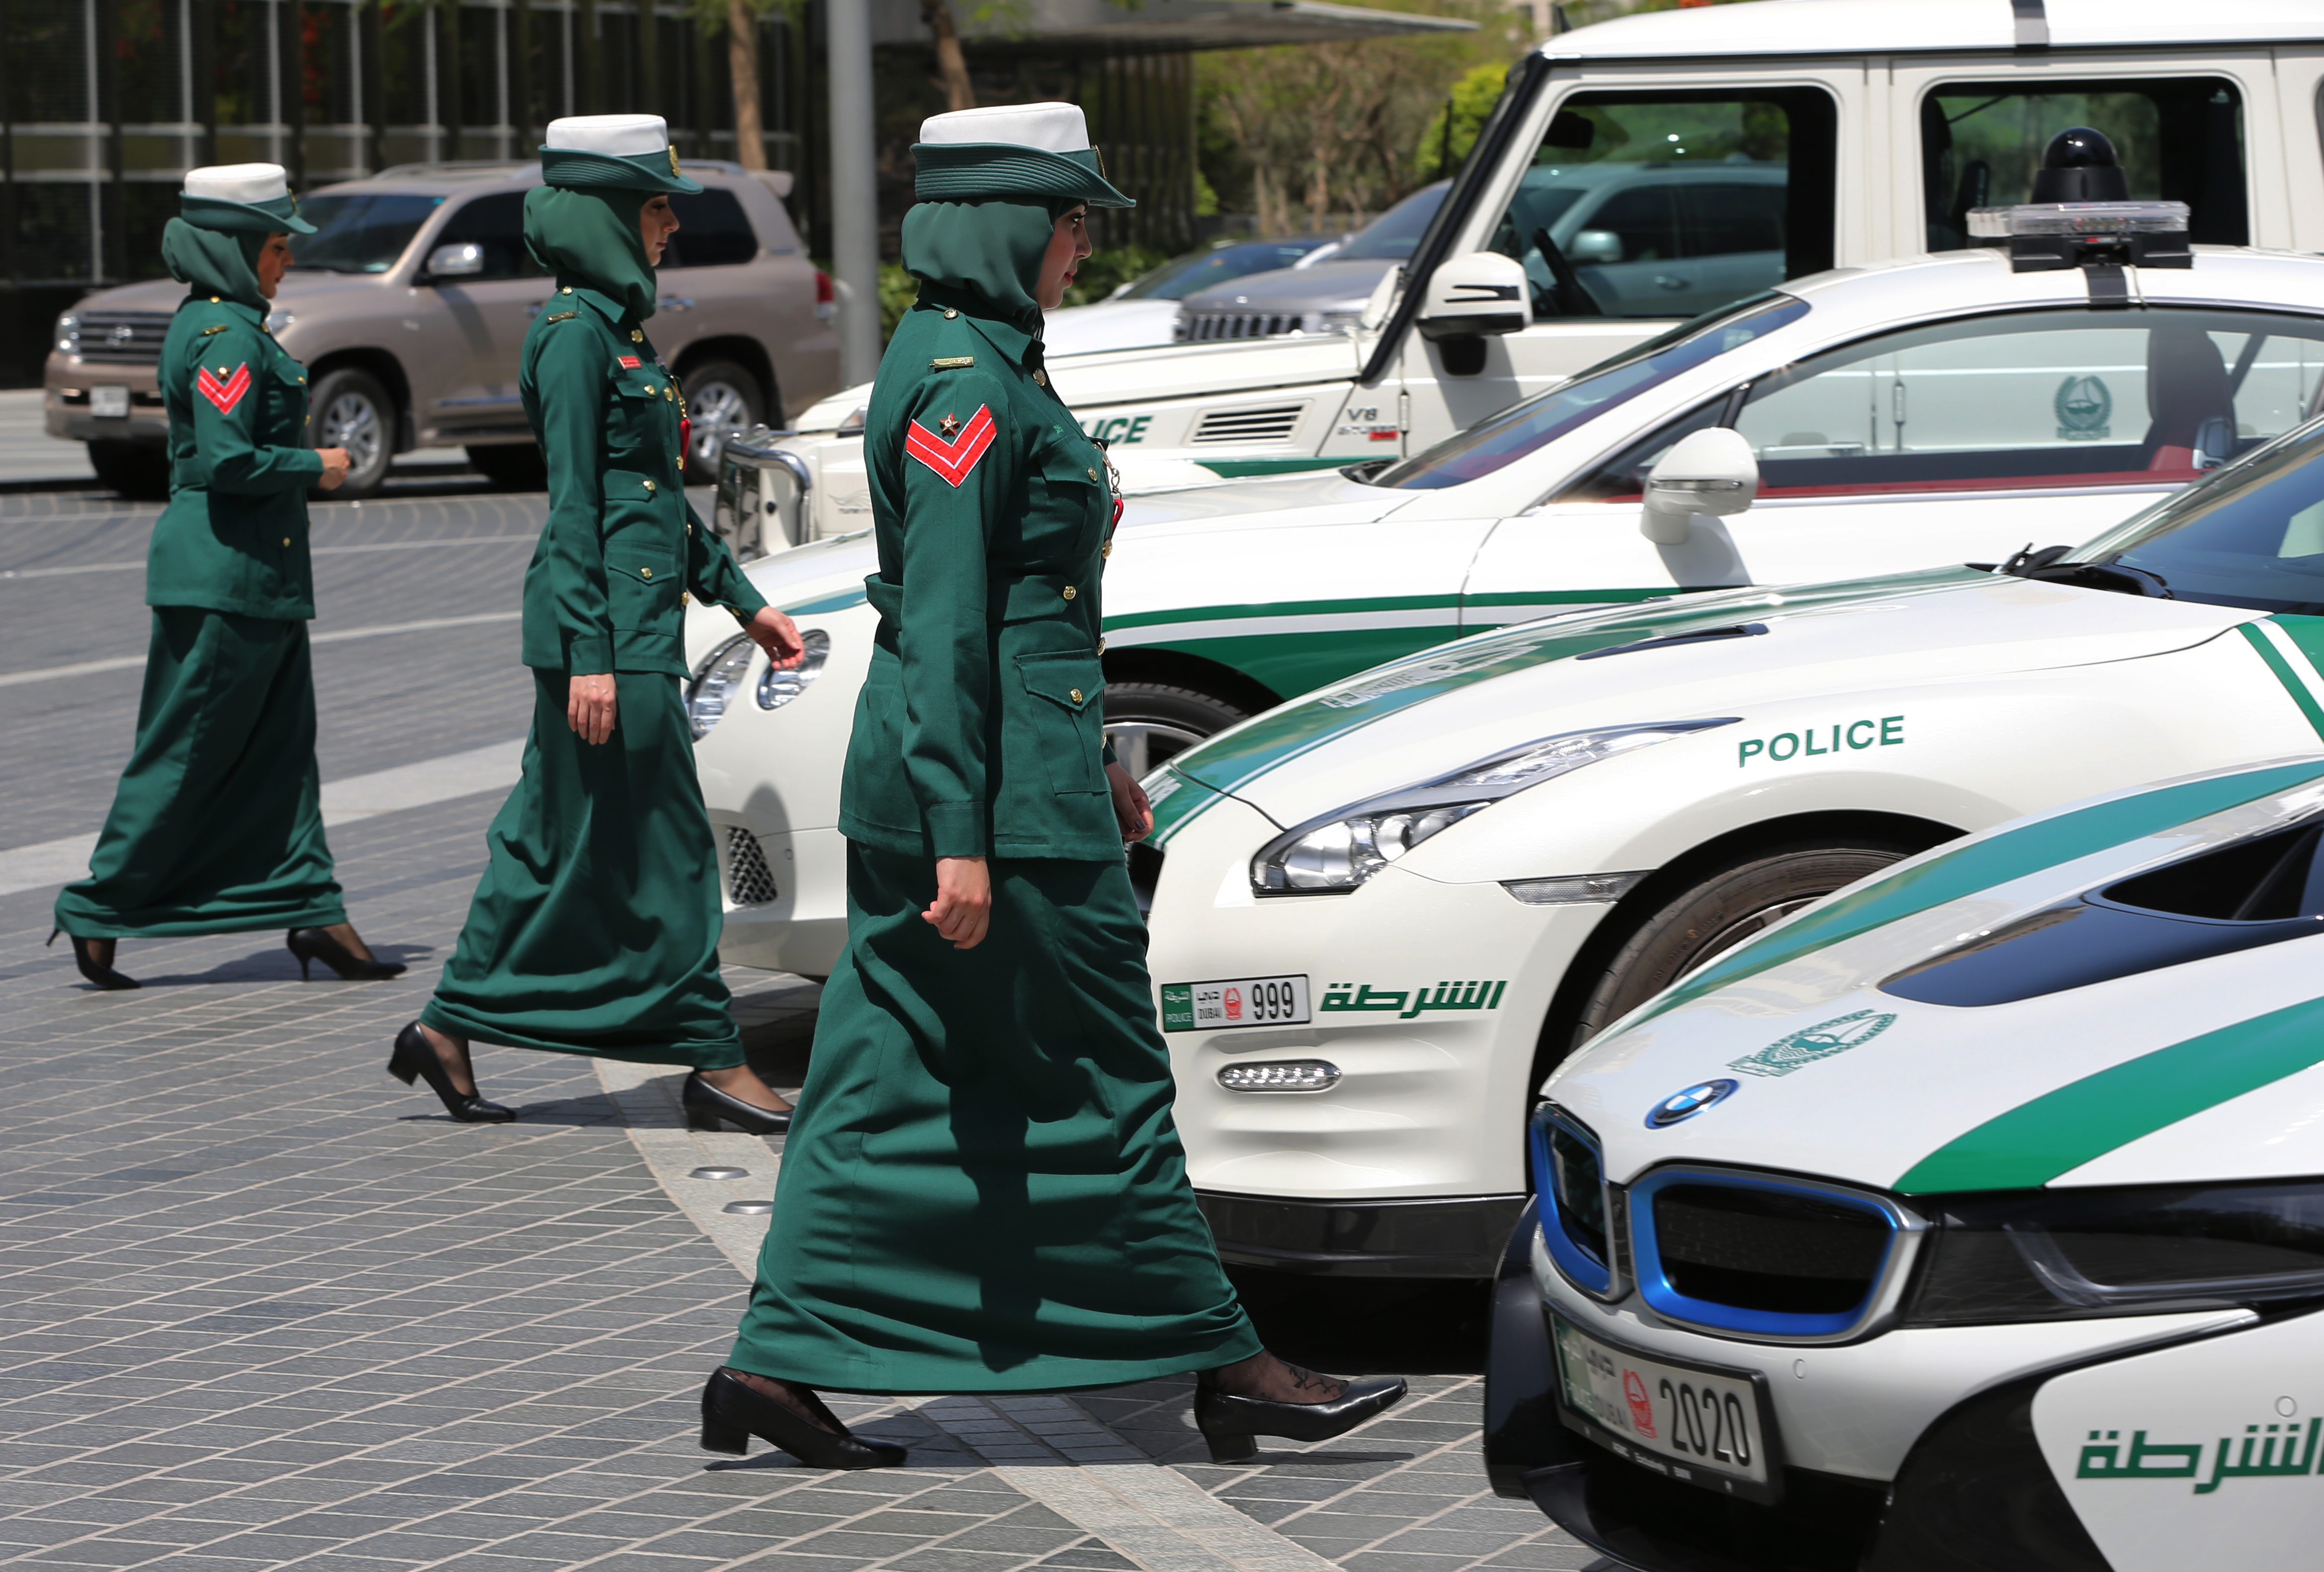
[
  {"left": 196, "top": 362, "right": 251, "bottom": 415},
  {"left": 904, "top": 404, "right": 996, "bottom": 487}
]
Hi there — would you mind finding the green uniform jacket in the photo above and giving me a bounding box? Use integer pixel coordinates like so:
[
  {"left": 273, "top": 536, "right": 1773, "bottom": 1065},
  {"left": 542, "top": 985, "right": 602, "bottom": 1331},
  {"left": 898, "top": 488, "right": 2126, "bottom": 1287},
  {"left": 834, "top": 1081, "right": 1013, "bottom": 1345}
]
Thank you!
[
  {"left": 517, "top": 283, "right": 767, "bottom": 675},
  {"left": 148, "top": 295, "right": 323, "bottom": 619},
  {"left": 840, "top": 287, "right": 1122, "bottom": 862}
]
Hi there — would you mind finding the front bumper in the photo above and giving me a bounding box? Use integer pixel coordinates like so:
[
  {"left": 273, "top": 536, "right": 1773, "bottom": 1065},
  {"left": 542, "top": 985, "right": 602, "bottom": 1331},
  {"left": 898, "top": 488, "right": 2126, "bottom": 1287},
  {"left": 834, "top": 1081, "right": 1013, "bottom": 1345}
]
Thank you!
[
  {"left": 1198, "top": 1189, "right": 1526, "bottom": 1278},
  {"left": 44, "top": 362, "right": 165, "bottom": 445}
]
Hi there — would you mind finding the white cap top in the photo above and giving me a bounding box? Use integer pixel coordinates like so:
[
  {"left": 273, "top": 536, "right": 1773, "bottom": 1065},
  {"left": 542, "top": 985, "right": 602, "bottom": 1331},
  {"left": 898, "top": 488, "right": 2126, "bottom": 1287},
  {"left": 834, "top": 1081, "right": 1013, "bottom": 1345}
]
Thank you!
[
  {"left": 919, "top": 103, "right": 1091, "bottom": 154},
  {"left": 544, "top": 114, "right": 671, "bottom": 155},
  {"left": 184, "top": 163, "right": 291, "bottom": 204}
]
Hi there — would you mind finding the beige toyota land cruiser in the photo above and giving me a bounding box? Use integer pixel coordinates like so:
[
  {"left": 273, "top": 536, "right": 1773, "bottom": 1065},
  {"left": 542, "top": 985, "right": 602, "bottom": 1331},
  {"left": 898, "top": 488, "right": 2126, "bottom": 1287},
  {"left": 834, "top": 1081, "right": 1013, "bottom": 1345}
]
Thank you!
[{"left": 47, "top": 159, "right": 838, "bottom": 500}]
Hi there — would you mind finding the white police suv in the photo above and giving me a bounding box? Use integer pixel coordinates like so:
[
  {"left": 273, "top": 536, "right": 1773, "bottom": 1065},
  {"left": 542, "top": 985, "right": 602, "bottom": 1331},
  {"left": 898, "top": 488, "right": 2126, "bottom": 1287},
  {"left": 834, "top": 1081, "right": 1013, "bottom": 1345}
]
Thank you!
[{"left": 1481, "top": 753, "right": 2324, "bottom": 1572}]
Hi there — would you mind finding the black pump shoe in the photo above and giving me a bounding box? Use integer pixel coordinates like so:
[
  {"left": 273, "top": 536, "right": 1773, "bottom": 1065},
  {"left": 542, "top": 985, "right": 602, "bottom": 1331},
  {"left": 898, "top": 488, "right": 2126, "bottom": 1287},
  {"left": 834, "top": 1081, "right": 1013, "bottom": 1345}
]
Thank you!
[
  {"left": 699, "top": 1368, "right": 903, "bottom": 1469},
  {"left": 683, "top": 1072, "right": 793, "bottom": 1135},
  {"left": 388, "top": 1021, "right": 515, "bottom": 1124},
  {"left": 49, "top": 929, "right": 138, "bottom": 991},
  {"left": 288, "top": 927, "right": 406, "bottom": 981},
  {"left": 1194, "top": 1372, "right": 1408, "bottom": 1463}
]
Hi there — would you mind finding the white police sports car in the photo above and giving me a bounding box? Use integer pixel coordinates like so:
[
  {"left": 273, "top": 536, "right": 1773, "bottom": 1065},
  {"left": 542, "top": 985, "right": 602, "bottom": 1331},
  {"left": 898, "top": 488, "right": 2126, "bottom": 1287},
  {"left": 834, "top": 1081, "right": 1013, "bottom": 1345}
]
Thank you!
[
  {"left": 1481, "top": 753, "right": 2324, "bottom": 1571},
  {"left": 1140, "top": 407, "right": 2324, "bottom": 1279},
  {"left": 686, "top": 243, "right": 2324, "bottom": 981}
]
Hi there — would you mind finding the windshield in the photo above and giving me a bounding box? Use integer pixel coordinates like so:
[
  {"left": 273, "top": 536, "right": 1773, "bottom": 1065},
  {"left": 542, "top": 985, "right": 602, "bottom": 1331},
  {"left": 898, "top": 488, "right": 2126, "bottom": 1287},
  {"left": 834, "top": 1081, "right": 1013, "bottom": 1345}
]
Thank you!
[
  {"left": 1365, "top": 291, "right": 1810, "bottom": 490},
  {"left": 2074, "top": 419, "right": 2324, "bottom": 615},
  {"left": 1119, "top": 239, "right": 1335, "bottom": 301},
  {"left": 1337, "top": 182, "right": 1451, "bottom": 262},
  {"left": 289, "top": 193, "right": 444, "bottom": 274}
]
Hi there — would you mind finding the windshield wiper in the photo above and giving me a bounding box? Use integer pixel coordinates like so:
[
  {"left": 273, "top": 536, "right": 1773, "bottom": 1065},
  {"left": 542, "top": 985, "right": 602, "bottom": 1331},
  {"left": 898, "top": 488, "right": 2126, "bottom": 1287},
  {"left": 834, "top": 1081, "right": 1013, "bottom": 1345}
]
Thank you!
[{"left": 1975, "top": 542, "right": 2171, "bottom": 598}]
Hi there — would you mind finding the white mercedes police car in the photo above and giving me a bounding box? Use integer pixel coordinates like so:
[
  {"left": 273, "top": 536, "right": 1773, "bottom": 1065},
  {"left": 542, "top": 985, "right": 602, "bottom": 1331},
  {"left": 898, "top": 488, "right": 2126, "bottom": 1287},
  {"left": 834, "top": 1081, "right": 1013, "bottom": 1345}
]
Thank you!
[
  {"left": 687, "top": 241, "right": 2324, "bottom": 981},
  {"left": 1481, "top": 754, "right": 2324, "bottom": 1572},
  {"left": 1139, "top": 404, "right": 2324, "bottom": 1279}
]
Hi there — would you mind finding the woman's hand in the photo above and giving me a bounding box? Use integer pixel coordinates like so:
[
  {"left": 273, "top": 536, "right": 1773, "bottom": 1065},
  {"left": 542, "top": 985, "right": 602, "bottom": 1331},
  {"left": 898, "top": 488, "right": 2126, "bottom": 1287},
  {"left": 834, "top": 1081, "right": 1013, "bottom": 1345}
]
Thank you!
[
  {"left": 1107, "top": 761, "right": 1153, "bottom": 843},
  {"left": 567, "top": 673, "right": 617, "bottom": 745},
  {"left": 923, "top": 856, "right": 990, "bottom": 949},
  {"left": 315, "top": 447, "right": 351, "bottom": 490},
  {"left": 745, "top": 606, "right": 806, "bottom": 669}
]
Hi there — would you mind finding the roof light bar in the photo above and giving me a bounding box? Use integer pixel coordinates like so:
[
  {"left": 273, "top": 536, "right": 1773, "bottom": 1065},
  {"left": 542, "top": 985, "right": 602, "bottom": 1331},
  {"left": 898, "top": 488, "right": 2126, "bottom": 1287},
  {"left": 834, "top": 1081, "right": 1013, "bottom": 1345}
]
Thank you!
[{"left": 1968, "top": 201, "right": 2193, "bottom": 273}]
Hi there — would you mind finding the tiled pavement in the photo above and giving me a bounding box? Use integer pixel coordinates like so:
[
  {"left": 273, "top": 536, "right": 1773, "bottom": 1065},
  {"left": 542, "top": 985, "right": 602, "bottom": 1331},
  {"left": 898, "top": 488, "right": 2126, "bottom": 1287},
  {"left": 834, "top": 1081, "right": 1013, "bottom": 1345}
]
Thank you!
[{"left": 0, "top": 486, "right": 1612, "bottom": 1571}]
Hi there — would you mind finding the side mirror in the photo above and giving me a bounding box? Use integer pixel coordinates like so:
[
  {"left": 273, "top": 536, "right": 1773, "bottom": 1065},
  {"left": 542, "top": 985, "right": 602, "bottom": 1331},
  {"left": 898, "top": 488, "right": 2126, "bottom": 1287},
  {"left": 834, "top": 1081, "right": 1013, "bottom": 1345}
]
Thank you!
[
  {"left": 1641, "top": 427, "right": 1758, "bottom": 545},
  {"left": 425, "top": 242, "right": 485, "bottom": 279},
  {"left": 1415, "top": 250, "right": 1528, "bottom": 341},
  {"left": 1568, "top": 229, "right": 1623, "bottom": 266}
]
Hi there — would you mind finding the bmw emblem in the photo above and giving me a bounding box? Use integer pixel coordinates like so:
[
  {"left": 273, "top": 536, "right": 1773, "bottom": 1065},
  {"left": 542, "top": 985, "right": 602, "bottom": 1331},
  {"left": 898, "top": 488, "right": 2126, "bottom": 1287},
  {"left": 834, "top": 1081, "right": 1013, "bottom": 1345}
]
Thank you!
[{"left": 1646, "top": 1079, "right": 1738, "bottom": 1129}]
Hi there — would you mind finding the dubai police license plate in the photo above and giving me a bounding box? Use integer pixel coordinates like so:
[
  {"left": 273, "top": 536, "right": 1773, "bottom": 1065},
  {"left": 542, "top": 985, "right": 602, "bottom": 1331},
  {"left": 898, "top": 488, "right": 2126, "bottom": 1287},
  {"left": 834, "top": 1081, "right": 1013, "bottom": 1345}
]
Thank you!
[
  {"left": 91, "top": 386, "right": 129, "bottom": 418},
  {"left": 1158, "top": 974, "right": 1310, "bottom": 1032},
  {"left": 1552, "top": 1314, "right": 1780, "bottom": 1502}
]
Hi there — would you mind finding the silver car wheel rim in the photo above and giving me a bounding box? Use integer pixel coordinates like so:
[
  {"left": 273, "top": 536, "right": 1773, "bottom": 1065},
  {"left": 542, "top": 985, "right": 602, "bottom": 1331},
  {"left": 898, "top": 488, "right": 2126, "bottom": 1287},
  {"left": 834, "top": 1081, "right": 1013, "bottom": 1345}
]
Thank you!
[
  {"left": 321, "top": 392, "right": 383, "bottom": 474},
  {"left": 688, "top": 380, "right": 753, "bottom": 467},
  {"left": 1102, "top": 720, "right": 1207, "bottom": 779}
]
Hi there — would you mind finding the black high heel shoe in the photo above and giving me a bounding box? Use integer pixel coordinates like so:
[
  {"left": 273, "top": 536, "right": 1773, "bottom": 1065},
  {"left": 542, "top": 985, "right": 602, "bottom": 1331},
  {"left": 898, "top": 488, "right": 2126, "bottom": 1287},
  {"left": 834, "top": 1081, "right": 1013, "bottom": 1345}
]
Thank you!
[
  {"left": 1194, "top": 1370, "right": 1408, "bottom": 1462},
  {"left": 387, "top": 1021, "right": 515, "bottom": 1124},
  {"left": 288, "top": 927, "right": 406, "bottom": 981},
  {"left": 683, "top": 1071, "right": 793, "bottom": 1135},
  {"left": 699, "top": 1368, "right": 903, "bottom": 1469},
  {"left": 48, "top": 929, "right": 138, "bottom": 991}
]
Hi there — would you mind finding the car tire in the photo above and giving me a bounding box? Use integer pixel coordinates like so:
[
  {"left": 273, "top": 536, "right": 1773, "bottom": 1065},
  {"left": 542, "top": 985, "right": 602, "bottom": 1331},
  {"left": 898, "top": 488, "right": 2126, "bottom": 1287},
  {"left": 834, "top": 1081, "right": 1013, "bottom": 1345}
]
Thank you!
[
  {"left": 465, "top": 442, "right": 547, "bottom": 490},
  {"left": 680, "top": 360, "right": 765, "bottom": 473},
  {"left": 1102, "top": 681, "right": 1250, "bottom": 778},
  {"left": 307, "top": 366, "right": 394, "bottom": 499},
  {"left": 86, "top": 439, "right": 168, "bottom": 501},
  {"left": 1567, "top": 837, "right": 1920, "bottom": 1048}
]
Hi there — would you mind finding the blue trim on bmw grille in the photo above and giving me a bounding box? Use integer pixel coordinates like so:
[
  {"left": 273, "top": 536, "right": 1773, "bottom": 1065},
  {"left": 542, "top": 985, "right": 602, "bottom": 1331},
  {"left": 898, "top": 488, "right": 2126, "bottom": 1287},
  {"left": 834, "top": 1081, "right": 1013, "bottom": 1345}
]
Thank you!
[
  {"left": 1529, "top": 1106, "right": 1613, "bottom": 1298},
  {"left": 1629, "top": 1168, "right": 1898, "bottom": 1338}
]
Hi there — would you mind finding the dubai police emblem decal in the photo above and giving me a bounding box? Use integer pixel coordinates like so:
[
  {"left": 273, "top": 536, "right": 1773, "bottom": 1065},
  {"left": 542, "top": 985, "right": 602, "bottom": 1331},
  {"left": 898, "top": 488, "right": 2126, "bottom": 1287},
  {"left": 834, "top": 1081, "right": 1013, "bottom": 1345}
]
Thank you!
[
  {"left": 1727, "top": 1010, "right": 1894, "bottom": 1079},
  {"left": 906, "top": 403, "right": 996, "bottom": 487},
  {"left": 2055, "top": 375, "right": 2113, "bottom": 441}
]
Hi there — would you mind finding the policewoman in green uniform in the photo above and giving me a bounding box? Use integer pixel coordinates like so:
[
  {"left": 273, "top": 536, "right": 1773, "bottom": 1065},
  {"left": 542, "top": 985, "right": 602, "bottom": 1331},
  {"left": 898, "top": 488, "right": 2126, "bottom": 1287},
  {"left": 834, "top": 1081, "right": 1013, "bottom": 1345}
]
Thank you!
[
  {"left": 705, "top": 105, "right": 1404, "bottom": 1470},
  {"left": 394, "top": 117, "right": 806, "bottom": 1128},
  {"left": 52, "top": 163, "right": 402, "bottom": 991}
]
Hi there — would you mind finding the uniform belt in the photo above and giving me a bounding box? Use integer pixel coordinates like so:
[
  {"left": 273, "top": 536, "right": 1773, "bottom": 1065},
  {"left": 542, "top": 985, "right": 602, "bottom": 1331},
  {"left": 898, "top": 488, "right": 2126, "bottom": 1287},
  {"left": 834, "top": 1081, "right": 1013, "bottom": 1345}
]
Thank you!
[{"left": 863, "top": 572, "right": 1084, "bottom": 627}]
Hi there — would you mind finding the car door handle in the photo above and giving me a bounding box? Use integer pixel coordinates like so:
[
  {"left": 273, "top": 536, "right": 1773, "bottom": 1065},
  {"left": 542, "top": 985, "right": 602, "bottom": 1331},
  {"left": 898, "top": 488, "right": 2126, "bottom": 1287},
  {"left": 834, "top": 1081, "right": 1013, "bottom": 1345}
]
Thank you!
[
  {"left": 1653, "top": 275, "right": 1692, "bottom": 291},
  {"left": 658, "top": 296, "right": 696, "bottom": 312}
]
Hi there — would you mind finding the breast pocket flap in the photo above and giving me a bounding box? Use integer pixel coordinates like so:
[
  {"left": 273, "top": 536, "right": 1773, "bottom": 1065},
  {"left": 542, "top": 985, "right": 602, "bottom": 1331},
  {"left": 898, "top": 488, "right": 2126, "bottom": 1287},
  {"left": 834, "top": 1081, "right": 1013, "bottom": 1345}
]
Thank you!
[{"left": 1014, "top": 651, "right": 1101, "bottom": 711}]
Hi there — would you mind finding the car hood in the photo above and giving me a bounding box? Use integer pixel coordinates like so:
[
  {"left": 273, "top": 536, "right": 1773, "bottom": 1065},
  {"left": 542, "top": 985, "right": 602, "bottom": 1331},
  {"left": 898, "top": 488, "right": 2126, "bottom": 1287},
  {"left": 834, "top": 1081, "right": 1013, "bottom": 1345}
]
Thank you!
[
  {"left": 1178, "top": 258, "right": 1397, "bottom": 312},
  {"left": 1546, "top": 755, "right": 2324, "bottom": 1196},
  {"left": 1041, "top": 299, "right": 1182, "bottom": 356},
  {"left": 1162, "top": 569, "right": 2259, "bottom": 830},
  {"left": 63, "top": 273, "right": 387, "bottom": 315}
]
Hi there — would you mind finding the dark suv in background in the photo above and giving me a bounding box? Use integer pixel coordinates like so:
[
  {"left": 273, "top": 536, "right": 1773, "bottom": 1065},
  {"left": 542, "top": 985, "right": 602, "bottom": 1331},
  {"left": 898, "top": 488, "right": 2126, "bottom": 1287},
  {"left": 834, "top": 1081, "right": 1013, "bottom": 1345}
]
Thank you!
[{"left": 47, "top": 160, "right": 838, "bottom": 499}]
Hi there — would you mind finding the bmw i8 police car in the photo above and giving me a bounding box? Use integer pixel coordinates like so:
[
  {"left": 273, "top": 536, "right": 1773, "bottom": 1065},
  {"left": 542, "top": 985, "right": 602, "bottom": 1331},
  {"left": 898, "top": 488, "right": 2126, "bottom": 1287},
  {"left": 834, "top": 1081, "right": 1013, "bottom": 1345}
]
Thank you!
[
  {"left": 1480, "top": 753, "right": 2324, "bottom": 1572},
  {"left": 1139, "top": 402, "right": 2324, "bottom": 1280}
]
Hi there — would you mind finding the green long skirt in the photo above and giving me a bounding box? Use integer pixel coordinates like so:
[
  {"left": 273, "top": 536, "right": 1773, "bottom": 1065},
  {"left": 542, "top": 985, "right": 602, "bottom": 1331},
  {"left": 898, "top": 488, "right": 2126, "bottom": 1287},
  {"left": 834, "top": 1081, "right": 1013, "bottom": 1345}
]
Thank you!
[
  {"left": 55, "top": 607, "right": 345, "bottom": 939},
  {"left": 422, "top": 670, "right": 744, "bottom": 1068},
  {"left": 727, "top": 843, "right": 1262, "bottom": 1394}
]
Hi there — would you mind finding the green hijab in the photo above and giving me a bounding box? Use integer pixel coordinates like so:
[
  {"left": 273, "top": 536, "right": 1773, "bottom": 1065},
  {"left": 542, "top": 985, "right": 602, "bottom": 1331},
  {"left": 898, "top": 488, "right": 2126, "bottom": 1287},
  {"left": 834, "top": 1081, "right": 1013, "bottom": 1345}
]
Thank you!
[
  {"left": 523, "top": 186, "right": 659, "bottom": 320},
  {"left": 900, "top": 197, "right": 1074, "bottom": 337},
  {"left": 161, "top": 219, "right": 270, "bottom": 311}
]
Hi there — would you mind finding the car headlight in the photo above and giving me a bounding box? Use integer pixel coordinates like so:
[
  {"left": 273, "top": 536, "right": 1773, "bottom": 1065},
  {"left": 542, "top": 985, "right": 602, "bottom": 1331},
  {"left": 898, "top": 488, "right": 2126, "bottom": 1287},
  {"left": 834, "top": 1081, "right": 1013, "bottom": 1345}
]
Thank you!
[
  {"left": 1301, "top": 309, "right": 1365, "bottom": 334},
  {"left": 55, "top": 314, "right": 79, "bottom": 356},
  {"left": 1905, "top": 1178, "right": 2324, "bottom": 1324},
  {"left": 1249, "top": 719, "right": 1737, "bottom": 895},
  {"left": 265, "top": 309, "right": 295, "bottom": 335},
  {"left": 756, "top": 628, "right": 829, "bottom": 710}
]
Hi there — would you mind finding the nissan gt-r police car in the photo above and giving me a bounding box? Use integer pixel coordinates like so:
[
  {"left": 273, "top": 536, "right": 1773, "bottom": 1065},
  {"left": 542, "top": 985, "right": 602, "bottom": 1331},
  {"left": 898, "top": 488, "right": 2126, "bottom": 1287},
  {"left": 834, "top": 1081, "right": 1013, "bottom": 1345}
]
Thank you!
[
  {"left": 1139, "top": 403, "right": 2324, "bottom": 1280},
  {"left": 1480, "top": 754, "right": 2324, "bottom": 1572}
]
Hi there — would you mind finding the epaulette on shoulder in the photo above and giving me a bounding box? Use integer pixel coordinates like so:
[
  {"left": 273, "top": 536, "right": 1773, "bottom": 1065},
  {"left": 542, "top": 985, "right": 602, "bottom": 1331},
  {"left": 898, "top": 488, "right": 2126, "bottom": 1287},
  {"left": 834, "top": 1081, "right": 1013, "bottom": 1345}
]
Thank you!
[
  {"left": 930, "top": 355, "right": 974, "bottom": 370},
  {"left": 542, "top": 310, "right": 578, "bottom": 323},
  {"left": 199, "top": 324, "right": 231, "bottom": 337}
]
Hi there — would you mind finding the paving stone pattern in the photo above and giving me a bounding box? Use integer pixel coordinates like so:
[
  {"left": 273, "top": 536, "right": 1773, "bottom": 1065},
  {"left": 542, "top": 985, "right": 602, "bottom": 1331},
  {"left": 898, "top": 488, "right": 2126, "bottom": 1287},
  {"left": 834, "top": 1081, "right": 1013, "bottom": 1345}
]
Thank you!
[{"left": 0, "top": 481, "right": 1610, "bottom": 1570}]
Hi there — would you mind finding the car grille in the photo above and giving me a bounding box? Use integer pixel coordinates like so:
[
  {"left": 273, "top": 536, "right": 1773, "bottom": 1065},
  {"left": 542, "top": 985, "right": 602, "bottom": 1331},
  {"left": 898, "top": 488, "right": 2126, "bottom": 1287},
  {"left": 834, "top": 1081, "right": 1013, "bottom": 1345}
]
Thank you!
[
  {"left": 723, "top": 826, "right": 778, "bottom": 906},
  {"left": 74, "top": 310, "right": 171, "bottom": 365},
  {"left": 1178, "top": 310, "right": 1305, "bottom": 342},
  {"left": 1190, "top": 403, "right": 1305, "bottom": 444},
  {"left": 1650, "top": 1183, "right": 1893, "bottom": 1315}
]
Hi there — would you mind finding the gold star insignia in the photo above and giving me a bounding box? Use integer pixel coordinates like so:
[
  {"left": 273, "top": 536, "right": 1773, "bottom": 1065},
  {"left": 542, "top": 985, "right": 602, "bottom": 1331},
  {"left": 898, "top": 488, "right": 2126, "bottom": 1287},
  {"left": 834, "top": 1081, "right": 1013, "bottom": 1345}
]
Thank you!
[{"left": 939, "top": 412, "right": 960, "bottom": 439}]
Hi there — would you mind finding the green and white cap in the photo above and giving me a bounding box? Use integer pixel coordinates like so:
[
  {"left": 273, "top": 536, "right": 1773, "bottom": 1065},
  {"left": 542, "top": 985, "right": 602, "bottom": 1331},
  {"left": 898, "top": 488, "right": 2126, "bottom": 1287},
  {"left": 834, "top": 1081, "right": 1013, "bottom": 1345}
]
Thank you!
[
  {"left": 180, "top": 163, "right": 315, "bottom": 235},
  {"left": 913, "top": 103, "right": 1134, "bottom": 209},
  {"left": 540, "top": 114, "right": 703, "bottom": 195}
]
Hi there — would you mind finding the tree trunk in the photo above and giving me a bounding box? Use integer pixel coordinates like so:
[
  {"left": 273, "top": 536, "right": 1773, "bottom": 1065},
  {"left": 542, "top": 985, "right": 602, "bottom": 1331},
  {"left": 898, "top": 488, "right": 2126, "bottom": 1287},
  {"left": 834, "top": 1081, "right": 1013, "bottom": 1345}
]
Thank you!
[
  {"left": 920, "top": 0, "right": 974, "bottom": 113},
  {"left": 729, "top": 0, "right": 764, "bottom": 170}
]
